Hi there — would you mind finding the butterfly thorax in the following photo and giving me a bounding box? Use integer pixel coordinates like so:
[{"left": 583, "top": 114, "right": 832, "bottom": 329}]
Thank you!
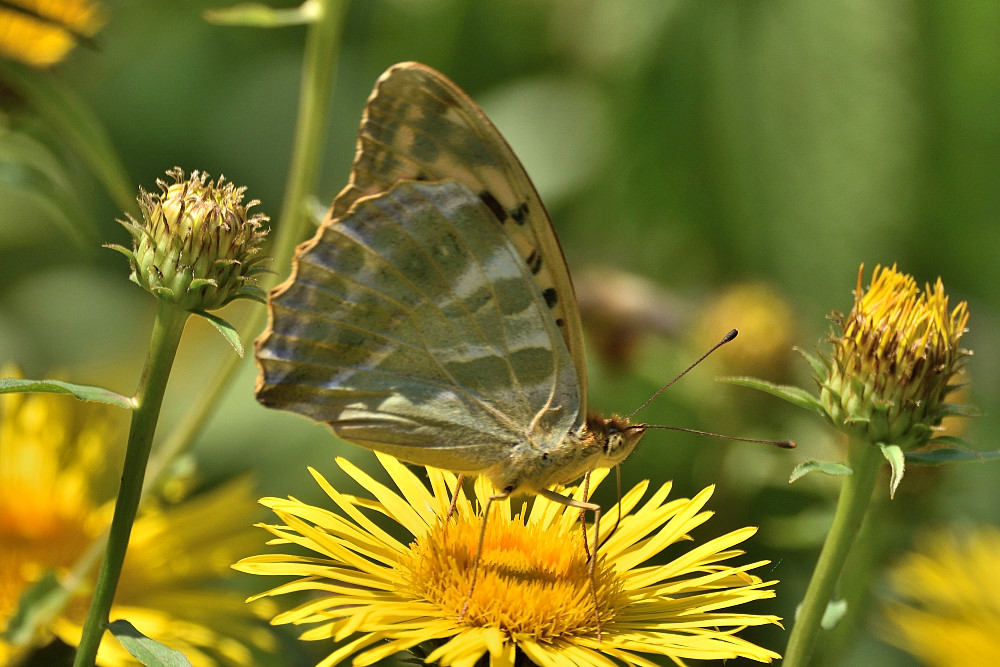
[{"left": 483, "top": 413, "right": 645, "bottom": 496}]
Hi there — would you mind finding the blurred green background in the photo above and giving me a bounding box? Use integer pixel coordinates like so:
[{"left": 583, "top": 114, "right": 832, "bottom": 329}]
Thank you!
[{"left": 3, "top": 0, "right": 998, "bottom": 665}]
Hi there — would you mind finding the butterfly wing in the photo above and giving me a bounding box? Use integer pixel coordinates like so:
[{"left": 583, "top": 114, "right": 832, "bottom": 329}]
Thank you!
[
  {"left": 333, "top": 62, "right": 588, "bottom": 416},
  {"left": 256, "top": 181, "right": 582, "bottom": 475}
]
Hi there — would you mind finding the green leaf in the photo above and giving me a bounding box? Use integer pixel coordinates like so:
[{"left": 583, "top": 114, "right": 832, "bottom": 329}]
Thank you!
[
  {"left": 925, "top": 435, "right": 975, "bottom": 449},
  {"left": 0, "top": 124, "right": 97, "bottom": 247},
  {"left": 878, "top": 443, "right": 905, "bottom": 498},
  {"left": 820, "top": 599, "right": 849, "bottom": 630},
  {"left": 195, "top": 311, "right": 245, "bottom": 357},
  {"left": 1, "top": 571, "right": 67, "bottom": 644},
  {"left": 0, "top": 60, "right": 136, "bottom": 216},
  {"left": 721, "top": 376, "right": 824, "bottom": 412},
  {"left": 238, "top": 285, "right": 268, "bottom": 302},
  {"left": 907, "top": 443, "right": 1000, "bottom": 465},
  {"left": 0, "top": 378, "right": 133, "bottom": 409},
  {"left": 790, "top": 459, "right": 853, "bottom": 483},
  {"left": 109, "top": 620, "right": 192, "bottom": 667},
  {"left": 188, "top": 278, "right": 219, "bottom": 291},
  {"left": 203, "top": 0, "right": 321, "bottom": 27},
  {"left": 104, "top": 243, "right": 138, "bottom": 265},
  {"left": 938, "top": 403, "right": 982, "bottom": 418},
  {"left": 794, "top": 346, "right": 828, "bottom": 380}
]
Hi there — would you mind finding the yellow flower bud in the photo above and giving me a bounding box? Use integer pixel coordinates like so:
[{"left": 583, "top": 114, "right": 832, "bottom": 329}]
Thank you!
[
  {"left": 819, "top": 264, "right": 970, "bottom": 450},
  {"left": 109, "top": 168, "right": 269, "bottom": 312}
]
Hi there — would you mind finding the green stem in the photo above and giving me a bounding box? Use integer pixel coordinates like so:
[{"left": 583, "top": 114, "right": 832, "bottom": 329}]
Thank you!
[
  {"left": 143, "top": 0, "right": 349, "bottom": 489},
  {"left": 272, "top": 0, "right": 349, "bottom": 274},
  {"left": 73, "top": 300, "right": 189, "bottom": 667},
  {"left": 0, "top": 60, "right": 137, "bottom": 218},
  {"left": 55, "top": 4, "right": 347, "bottom": 659},
  {"left": 783, "top": 436, "right": 884, "bottom": 666}
]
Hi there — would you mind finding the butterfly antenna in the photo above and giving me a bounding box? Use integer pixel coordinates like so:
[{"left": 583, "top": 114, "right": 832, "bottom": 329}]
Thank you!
[
  {"left": 626, "top": 329, "right": 739, "bottom": 421},
  {"left": 640, "top": 424, "right": 796, "bottom": 448},
  {"left": 625, "top": 328, "right": 795, "bottom": 449}
]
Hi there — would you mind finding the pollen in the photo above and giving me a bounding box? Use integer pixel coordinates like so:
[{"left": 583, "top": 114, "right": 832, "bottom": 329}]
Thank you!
[{"left": 402, "top": 511, "right": 622, "bottom": 640}]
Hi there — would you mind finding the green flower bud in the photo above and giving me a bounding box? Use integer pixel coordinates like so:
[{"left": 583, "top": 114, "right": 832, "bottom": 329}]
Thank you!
[
  {"left": 818, "top": 264, "right": 971, "bottom": 450},
  {"left": 109, "top": 168, "right": 269, "bottom": 312}
]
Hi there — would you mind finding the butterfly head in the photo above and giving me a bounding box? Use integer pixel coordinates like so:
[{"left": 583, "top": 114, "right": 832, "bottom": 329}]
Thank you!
[{"left": 587, "top": 413, "right": 646, "bottom": 467}]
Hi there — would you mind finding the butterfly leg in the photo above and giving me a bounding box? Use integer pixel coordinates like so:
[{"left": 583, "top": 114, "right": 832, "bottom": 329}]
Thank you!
[
  {"left": 445, "top": 474, "right": 466, "bottom": 523},
  {"left": 538, "top": 488, "right": 603, "bottom": 643},
  {"left": 579, "top": 472, "right": 593, "bottom": 560},
  {"left": 458, "top": 486, "right": 511, "bottom": 622}
]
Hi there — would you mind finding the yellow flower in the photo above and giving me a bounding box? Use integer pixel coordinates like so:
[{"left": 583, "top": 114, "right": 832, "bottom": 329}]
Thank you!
[
  {"left": 0, "top": 370, "right": 275, "bottom": 666},
  {"left": 880, "top": 526, "right": 1000, "bottom": 667},
  {"left": 696, "top": 282, "right": 796, "bottom": 378},
  {"left": 820, "top": 264, "right": 971, "bottom": 450},
  {"left": 235, "top": 453, "right": 783, "bottom": 666},
  {"left": 0, "top": 0, "right": 104, "bottom": 68}
]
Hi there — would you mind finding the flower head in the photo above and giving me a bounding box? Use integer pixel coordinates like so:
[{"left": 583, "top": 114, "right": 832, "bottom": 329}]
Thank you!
[
  {"left": 696, "top": 282, "right": 796, "bottom": 377},
  {"left": 880, "top": 525, "right": 1000, "bottom": 667},
  {"left": 818, "top": 264, "right": 970, "bottom": 450},
  {"left": 235, "top": 454, "right": 782, "bottom": 666},
  {"left": 0, "top": 367, "right": 275, "bottom": 666},
  {"left": 108, "top": 168, "right": 269, "bottom": 312},
  {"left": 0, "top": 0, "right": 104, "bottom": 68}
]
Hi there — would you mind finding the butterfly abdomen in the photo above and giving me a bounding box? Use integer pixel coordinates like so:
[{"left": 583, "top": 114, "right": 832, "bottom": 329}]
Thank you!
[{"left": 486, "top": 429, "right": 604, "bottom": 495}]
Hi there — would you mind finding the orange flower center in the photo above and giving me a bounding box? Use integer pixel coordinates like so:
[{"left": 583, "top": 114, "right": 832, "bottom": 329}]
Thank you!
[{"left": 402, "top": 511, "right": 622, "bottom": 640}]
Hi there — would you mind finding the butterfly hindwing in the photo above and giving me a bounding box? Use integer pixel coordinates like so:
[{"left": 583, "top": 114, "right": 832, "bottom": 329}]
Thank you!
[
  {"left": 333, "top": 62, "right": 588, "bottom": 415},
  {"left": 257, "top": 181, "right": 581, "bottom": 475}
]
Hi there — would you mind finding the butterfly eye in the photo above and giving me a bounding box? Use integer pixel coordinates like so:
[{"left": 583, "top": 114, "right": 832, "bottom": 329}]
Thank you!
[
  {"left": 603, "top": 430, "right": 622, "bottom": 454},
  {"left": 597, "top": 422, "right": 646, "bottom": 465}
]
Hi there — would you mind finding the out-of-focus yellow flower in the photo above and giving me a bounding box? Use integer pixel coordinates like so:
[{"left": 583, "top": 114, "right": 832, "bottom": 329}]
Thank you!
[
  {"left": 880, "top": 525, "right": 1000, "bottom": 667},
  {"left": 0, "top": 368, "right": 275, "bottom": 666},
  {"left": 236, "top": 453, "right": 783, "bottom": 667},
  {"left": 0, "top": 0, "right": 104, "bottom": 68},
  {"left": 696, "top": 282, "right": 796, "bottom": 378},
  {"left": 819, "top": 264, "right": 970, "bottom": 450}
]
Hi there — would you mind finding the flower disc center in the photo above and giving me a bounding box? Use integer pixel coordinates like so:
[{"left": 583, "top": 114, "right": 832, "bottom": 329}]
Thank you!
[{"left": 404, "top": 513, "right": 617, "bottom": 639}]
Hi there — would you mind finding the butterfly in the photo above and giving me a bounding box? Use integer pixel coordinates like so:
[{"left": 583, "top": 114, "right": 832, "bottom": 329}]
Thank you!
[{"left": 254, "top": 62, "right": 647, "bottom": 633}]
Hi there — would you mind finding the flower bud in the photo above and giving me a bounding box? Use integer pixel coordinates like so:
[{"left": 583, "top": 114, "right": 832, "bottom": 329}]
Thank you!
[
  {"left": 109, "top": 168, "right": 269, "bottom": 312},
  {"left": 818, "top": 264, "right": 970, "bottom": 449}
]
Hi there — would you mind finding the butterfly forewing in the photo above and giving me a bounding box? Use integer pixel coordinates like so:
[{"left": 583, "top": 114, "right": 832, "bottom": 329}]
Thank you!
[
  {"left": 257, "top": 181, "right": 581, "bottom": 475},
  {"left": 333, "top": 62, "right": 588, "bottom": 414}
]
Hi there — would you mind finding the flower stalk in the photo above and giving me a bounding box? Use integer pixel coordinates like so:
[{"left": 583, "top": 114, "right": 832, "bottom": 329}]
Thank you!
[
  {"left": 782, "top": 434, "right": 883, "bottom": 666},
  {"left": 725, "top": 264, "right": 975, "bottom": 665},
  {"left": 73, "top": 299, "right": 189, "bottom": 667},
  {"left": 141, "top": 0, "right": 349, "bottom": 490},
  {"left": 779, "top": 266, "right": 973, "bottom": 664}
]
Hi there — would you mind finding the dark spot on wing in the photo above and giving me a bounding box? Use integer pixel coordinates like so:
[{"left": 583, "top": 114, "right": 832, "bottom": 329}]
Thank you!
[
  {"left": 510, "top": 202, "right": 529, "bottom": 225},
  {"left": 414, "top": 172, "right": 430, "bottom": 181},
  {"left": 542, "top": 287, "right": 558, "bottom": 308},
  {"left": 555, "top": 318, "right": 565, "bottom": 327},
  {"left": 526, "top": 249, "right": 543, "bottom": 275},
  {"left": 478, "top": 190, "right": 507, "bottom": 222}
]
